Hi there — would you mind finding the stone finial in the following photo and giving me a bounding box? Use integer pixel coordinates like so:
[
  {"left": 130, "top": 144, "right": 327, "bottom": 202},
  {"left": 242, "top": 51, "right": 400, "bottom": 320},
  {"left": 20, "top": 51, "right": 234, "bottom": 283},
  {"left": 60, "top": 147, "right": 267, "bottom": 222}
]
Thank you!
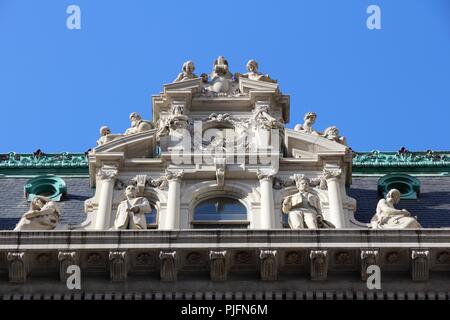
[
  {"left": 310, "top": 250, "right": 328, "bottom": 281},
  {"left": 58, "top": 251, "right": 78, "bottom": 282},
  {"left": 360, "top": 249, "right": 379, "bottom": 281},
  {"left": 109, "top": 250, "right": 128, "bottom": 282},
  {"left": 7, "top": 251, "right": 27, "bottom": 283},
  {"left": 209, "top": 250, "right": 228, "bottom": 281},
  {"left": 259, "top": 250, "right": 278, "bottom": 281},
  {"left": 411, "top": 250, "right": 430, "bottom": 281},
  {"left": 159, "top": 250, "right": 177, "bottom": 281}
]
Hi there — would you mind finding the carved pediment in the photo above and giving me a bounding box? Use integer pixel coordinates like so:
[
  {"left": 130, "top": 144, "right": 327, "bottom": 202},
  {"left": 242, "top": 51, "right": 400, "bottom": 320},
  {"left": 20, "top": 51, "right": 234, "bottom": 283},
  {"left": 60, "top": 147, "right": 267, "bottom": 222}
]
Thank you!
[
  {"left": 93, "top": 129, "right": 157, "bottom": 158},
  {"left": 285, "top": 128, "right": 350, "bottom": 159}
]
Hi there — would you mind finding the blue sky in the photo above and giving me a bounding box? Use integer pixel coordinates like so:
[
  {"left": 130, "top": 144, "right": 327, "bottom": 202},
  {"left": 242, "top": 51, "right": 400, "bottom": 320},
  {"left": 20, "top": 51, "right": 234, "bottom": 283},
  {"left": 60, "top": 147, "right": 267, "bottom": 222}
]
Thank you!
[{"left": 1, "top": 0, "right": 449, "bottom": 153}]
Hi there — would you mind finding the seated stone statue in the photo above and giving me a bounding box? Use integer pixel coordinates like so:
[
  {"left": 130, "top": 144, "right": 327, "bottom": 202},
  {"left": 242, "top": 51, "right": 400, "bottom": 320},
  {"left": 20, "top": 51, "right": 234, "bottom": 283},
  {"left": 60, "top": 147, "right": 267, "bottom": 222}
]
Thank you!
[
  {"left": 238, "top": 59, "right": 276, "bottom": 83},
  {"left": 282, "top": 176, "right": 329, "bottom": 229},
  {"left": 294, "top": 112, "right": 320, "bottom": 135},
  {"left": 173, "top": 60, "right": 198, "bottom": 82},
  {"left": 370, "top": 189, "right": 421, "bottom": 229},
  {"left": 124, "top": 112, "right": 153, "bottom": 135},
  {"left": 210, "top": 56, "right": 233, "bottom": 81},
  {"left": 14, "top": 196, "right": 60, "bottom": 230},
  {"left": 96, "top": 126, "right": 111, "bottom": 146},
  {"left": 113, "top": 185, "right": 151, "bottom": 230},
  {"left": 322, "top": 126, "right": 347, "bottom": 145}
]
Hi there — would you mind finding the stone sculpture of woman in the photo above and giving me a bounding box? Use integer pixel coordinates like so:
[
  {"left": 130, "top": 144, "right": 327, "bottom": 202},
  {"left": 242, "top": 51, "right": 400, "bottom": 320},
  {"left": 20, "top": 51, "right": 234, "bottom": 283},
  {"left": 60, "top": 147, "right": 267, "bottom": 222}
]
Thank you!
[
  {"left": 173, "top": 60, "right": 198, "bottom": 82},
  {"left": 239, "top": 59, "right": 276, "bottom": 83},
  {"left": 14, "top": 196, "right": 60, "bottom": 230},
  {"left": 370, "top": 189, "right": 421, "bottom": 229},
  {"left": 294, "top": 112, "right": 320, "bottom": 135}
]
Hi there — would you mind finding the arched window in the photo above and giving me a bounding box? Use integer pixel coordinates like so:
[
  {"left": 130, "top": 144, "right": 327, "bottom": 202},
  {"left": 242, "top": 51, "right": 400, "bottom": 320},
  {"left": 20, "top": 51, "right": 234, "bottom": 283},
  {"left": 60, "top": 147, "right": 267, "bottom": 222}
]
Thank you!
[
  {"left": 24, "top": 175, "right": 67, "bottom": 201},
  {"left": 145, "top": 204, "right": 158, "bottom": 229},
  {"left": 377, "top": 173, "right": 421, "bottom": 200},
  {"left": 192, "top": 197, "right": 248, "bottom": 229}
]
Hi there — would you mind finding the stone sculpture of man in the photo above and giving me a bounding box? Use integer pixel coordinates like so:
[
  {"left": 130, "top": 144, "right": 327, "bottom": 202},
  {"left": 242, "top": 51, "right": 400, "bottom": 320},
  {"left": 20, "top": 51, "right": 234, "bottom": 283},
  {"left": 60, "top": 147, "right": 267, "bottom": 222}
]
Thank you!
[
  {"left": 282, "top": 176, "right": 321, "bottom": 229},
  {"left": 14, "top": 196, "right": 60, "bottom": 230},
  {"left": 294, "top": 112, "right": 319, "bottom": 135},
  {"left": 370, "top": 189, "right": 421, "bottom": 229},
  {"left": 124, "top": 112, "right": 153, "bottom": 135},
  {"left": 239, "top": 59, "right": 276, "bottom": 83},
  {"left": 113, "top": 185, "right": 151, "bottom": 230},
  {"left": 322, "top": 126, "right": 347, "bottom": 145},
  {"left": 173, "top": 60, "right": 198, "bottom": 82}
]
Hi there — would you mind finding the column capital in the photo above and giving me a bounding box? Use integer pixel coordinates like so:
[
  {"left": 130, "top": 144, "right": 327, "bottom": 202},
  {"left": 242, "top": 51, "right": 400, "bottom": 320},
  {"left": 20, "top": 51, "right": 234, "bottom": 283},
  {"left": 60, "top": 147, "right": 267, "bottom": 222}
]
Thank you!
[
  {"left": 97, "top": 165, "right": 118, "bottom": 181},
  {"left": 322, "top": 167, "right": 342, "bottom": 180},
  {"left": 256, "top": 168, "right": 277, "bottom": 181},
  {"left": 165, "top": 169, "right": 184, "bottom": 182}
]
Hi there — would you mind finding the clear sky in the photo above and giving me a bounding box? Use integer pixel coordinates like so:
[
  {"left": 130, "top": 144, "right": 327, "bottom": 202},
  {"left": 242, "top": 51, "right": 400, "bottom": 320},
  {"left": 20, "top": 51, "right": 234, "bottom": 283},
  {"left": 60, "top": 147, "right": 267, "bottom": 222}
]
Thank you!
[{"left": 1, "top": 0, "right": 449, "bottom": 153}]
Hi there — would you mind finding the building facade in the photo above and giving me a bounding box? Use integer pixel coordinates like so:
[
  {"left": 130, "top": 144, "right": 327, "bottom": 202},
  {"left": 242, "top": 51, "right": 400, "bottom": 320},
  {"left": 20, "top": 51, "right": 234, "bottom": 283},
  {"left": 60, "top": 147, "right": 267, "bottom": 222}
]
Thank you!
[{"left": 0, "top": 58, "right": 449, "bottom": 300}]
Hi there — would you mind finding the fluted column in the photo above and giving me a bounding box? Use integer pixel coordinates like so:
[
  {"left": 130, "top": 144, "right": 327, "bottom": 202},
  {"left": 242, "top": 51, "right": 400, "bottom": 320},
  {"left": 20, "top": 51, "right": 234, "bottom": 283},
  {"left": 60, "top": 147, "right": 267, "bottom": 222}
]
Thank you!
[
  {"left": 323, "top": 168, "right": 346, "bottom": 228},
  {"left": 257, "top": 169, "right": 276, "bottom": 229},
  {"left": 95, "top": 165, "right": 118, "bottom": 230},
  {"left": 161, "top": 170, "right": 184, "bottom": 230}
]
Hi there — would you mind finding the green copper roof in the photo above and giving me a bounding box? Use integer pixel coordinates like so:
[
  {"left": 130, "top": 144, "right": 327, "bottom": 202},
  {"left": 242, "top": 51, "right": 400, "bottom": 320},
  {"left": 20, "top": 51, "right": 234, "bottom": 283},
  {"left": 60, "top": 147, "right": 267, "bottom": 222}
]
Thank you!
[
  {"left": 353, "top": 150, "right": 450, "bottom": 174},
  {"left": 1, "top": 150, "right": 449, "bottom": 176},
  {"left": 0, "top": 152, "right": 89, "bottom": 176}
]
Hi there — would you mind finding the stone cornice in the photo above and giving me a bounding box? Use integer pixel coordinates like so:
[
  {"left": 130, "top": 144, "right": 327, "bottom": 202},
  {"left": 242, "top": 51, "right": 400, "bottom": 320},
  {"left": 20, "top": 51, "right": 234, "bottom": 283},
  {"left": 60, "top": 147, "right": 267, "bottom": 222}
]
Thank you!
[{"left": 0, "top": 229, "right": 449, "bottom": 250}]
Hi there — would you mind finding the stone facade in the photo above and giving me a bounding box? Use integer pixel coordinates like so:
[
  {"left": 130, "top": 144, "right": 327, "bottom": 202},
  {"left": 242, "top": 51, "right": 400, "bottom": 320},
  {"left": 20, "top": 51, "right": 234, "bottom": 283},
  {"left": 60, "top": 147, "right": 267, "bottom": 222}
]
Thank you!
[{"left": 0, "top": 58, "right": 449, "bottom": 300}]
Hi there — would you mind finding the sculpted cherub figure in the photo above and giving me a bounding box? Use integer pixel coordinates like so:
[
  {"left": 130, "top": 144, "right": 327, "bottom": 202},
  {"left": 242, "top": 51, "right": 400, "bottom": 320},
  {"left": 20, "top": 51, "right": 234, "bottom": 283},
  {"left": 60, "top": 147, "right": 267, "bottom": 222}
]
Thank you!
[
  {"left": 15, "top": 196, "right": 60, "bottom": 230},
  {"left": 173, "top": 60, "right": 198, "bottom": 82},
  {"left": 370, "top": 189, "right": 421, "bottom": 229}
]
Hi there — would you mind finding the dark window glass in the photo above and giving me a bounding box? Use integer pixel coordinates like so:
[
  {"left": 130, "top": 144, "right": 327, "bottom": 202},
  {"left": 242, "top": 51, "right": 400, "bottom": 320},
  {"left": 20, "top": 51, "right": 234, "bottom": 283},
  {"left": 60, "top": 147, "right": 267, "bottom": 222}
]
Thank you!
[
  {"left": 145, "top": 206, "right": 157, "bottom": 225},
  {"left": 193, "top": 197, "right": 247, "bottom": 221}
]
